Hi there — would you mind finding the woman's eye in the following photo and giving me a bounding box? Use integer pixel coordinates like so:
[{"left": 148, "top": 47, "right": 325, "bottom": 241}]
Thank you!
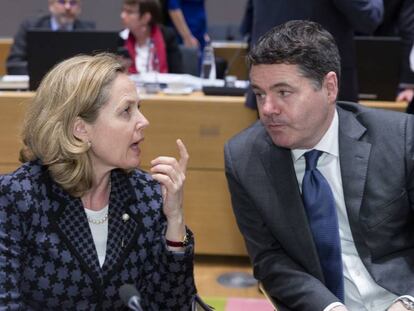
[{"left": 122, "top": 106, "right": 131, "bottom": 116}]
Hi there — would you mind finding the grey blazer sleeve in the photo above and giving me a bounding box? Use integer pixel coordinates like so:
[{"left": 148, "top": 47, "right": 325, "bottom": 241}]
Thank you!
[
  {"left": 333, "top": 0, "right": 384, "bottom": 33},
  {"left": 224, "top": 140, "right": 338, "bottom": 311}
]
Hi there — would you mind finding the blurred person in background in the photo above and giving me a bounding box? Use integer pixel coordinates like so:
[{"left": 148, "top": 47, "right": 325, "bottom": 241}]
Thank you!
[
  {"left": 240, "top": 0, "right": 384, "bottom": 109},
  {"left": 162, "top": 0, "right": 208, "bottom": 51},
  {"left": 6, "top": 0, "right": 95, "bottom": 75},
  {"left": 355, "top": 0, "right": 414, "bottom": 106},
  {"left": 119, "top": 0, "right": 182, "bottom": 74}
]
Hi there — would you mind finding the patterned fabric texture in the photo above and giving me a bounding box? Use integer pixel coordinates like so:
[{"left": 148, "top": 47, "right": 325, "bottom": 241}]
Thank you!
[{"left": 0, "top": 161, "right": 196, "bottom": 310}]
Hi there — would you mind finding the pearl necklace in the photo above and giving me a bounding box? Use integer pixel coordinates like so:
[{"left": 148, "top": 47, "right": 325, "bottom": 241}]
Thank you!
[{"left": 87, "top": 212, "right": 108, "bottom": 225}]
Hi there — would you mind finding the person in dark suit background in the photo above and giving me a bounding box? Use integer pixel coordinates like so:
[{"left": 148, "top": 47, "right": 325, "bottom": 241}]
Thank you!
[
  {"left": 372, "top": 0, "right": 414, "bottom": 112},
  {"left": 376, "top": 0, "right": 414, "bottom": 99},
  {"left": 0, "top": 53, "right": 196, "bottom": 309},
  {"left": 6, "top": 0, "right": 95, "bottom": 75},
  {"left": 119, "top": 0, "right": 182, "bottom": 74},
  {"left": 240, "top": 0, "right": 384, "bottom": 109},
  {"left": 225, "top": 20, "right": 414, "bottom": 311}
]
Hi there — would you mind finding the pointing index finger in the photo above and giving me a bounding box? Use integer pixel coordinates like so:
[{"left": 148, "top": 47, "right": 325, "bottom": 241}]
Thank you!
[{"left": 176, "top": 139, "right": 189, "bottom": 172}]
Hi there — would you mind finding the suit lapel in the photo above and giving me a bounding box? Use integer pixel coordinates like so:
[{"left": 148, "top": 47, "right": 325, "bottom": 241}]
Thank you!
[
  {"left": 47, "top": 177, "right": 103, "bottom": 285},
  {"left": 47, "top": 169, "right": 144, "bottom": 286},
  {"left": 101, "top": 170, "right": 143, "bottom": 281},
  {"left": 337, "top": 107, "right": 371, "bottom": 245},
  {"left": 257, "top": 132, "right": 323, "bottom": 278}
]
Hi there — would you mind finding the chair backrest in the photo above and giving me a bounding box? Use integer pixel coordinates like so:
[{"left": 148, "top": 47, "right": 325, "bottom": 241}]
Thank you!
[
  {"left": 179, "top": 45, "right": 200, "bottom": 76},
  {"left": 178, "top": 45, "right": 228, "bottom": 79}
]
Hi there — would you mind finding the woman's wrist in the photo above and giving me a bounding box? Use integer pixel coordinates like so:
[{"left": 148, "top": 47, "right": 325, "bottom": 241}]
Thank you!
[{"left": 165, "top": 213, "right": 186, "bottom": 244}]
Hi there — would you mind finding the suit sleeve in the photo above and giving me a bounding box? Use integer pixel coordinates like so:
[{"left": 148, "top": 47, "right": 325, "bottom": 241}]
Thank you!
[
  {"left": 333, "top": 0, "right": 384, "bottom": 33},
  {"left": 0, "top": 179, "right": 35, "bottom": 310},
  {"left": 167, "top": 0, "right": 181, "bottom": 10},
  {"left": 224, "top": 143, "right": 339, "bottom": 311},
  {"left": 139, "top": 181, "right": 196, "bottom": 310},
  {"left": 6, "top": 19, "right": 31, "bottom": 75}
]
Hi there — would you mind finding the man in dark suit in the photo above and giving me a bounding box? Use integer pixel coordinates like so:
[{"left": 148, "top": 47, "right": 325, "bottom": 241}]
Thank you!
[
  {"left": 6, "top": 0, "right": 95, "bottom": 75},
  {"left": 225, "top": 20, "right": 414, "bottom": 311},
  {"left": 240, "top": 0, "right": 384, "bottom": 108},
  {"left": 372, "top": 0, "right": 414, "bottom": 112},
  {"left": 375, "top": 0, "right": 414, "bottom": 92}
]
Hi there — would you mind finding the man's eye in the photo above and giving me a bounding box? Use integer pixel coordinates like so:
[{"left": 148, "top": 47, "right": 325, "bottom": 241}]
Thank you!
[
  {"left": 255, "top": 93, "right": 265, "bottom": 99},
  {"left": 279, "top": 90, "right": 291, "bottom": 97}
]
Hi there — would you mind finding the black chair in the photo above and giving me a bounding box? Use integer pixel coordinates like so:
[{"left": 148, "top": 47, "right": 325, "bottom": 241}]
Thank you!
[
  {"left": 178, "top": 44, "right": 227, "bottom": 79},
  {"left": 179, "top": 45, "right": 200, "bottom": 76}
]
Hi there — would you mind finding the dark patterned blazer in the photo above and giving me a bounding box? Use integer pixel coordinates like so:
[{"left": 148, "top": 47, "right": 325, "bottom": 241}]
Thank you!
[
  {"left": 6, "top": 14, "right": 95, "bottom": 75},
  {"left": 0, "top": 161, "right": 196, "bottom": 310}
]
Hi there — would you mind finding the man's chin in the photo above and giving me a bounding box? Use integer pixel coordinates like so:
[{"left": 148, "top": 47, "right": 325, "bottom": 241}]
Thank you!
[{"left": 271, "top": 136, "right": 294, "bottom": 149}]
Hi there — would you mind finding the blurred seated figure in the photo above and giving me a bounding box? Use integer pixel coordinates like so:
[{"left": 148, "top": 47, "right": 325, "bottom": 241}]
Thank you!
[
  {"left": 6, "top": 0, "right": 95, "bottom": 75},
  {"left": 119, "top": 0, "right": 182, "bottom": 74}
]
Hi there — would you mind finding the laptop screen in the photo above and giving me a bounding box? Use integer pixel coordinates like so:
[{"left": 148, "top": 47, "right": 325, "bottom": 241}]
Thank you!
[
  {"left": 355, "top": 36, "right": 402, "bottom": 101},
  {"left": 27, "top": 30, "right": 120, "bottom": 90}
]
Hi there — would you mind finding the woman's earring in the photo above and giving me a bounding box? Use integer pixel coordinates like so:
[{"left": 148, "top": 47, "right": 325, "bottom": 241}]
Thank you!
[{"left": 87, "top": 141, "right": 91, "bottom": 149}]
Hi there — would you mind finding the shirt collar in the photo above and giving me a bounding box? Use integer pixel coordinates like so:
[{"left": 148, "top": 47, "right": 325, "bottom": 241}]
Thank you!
[
  {"left": 50, "top": 16, "right": 74, "bottom": 31},
  {"left": 291, "top": 109, "right": 339, "bottom": 162}
]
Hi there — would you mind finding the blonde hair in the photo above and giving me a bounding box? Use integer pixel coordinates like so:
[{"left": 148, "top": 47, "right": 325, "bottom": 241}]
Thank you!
[{"left": 21, "top": 53, "right": 124, "bottom": 197}]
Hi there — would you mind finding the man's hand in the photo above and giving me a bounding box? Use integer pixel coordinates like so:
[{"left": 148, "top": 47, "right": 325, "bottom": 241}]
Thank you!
[{"left": 396, "top": 88, "right": 414, "bottom": 102}]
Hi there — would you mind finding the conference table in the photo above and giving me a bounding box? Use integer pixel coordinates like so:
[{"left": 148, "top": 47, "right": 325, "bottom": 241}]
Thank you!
[{"left": 0, "top": 90, "right": 408, "bottom": 256}]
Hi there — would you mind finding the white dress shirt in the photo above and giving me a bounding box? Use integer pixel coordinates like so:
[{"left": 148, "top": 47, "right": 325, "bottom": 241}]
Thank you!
[
  {"left": 84, "top": 205, "right": 108, "bottom": 267},
  {"left": 291, "top": 110, "right": 398, "bottom": 311},
  {"left": 50, "top": 16, "right": 74, "bottom": 31},
  {"left": 119, "top": 29, "right": 151, "bottom": 74}
]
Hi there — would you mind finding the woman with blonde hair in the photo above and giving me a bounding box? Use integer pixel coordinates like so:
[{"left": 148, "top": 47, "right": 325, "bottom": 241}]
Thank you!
[{"left": 0, "top": 53, "right": 196, "bottom": 310}]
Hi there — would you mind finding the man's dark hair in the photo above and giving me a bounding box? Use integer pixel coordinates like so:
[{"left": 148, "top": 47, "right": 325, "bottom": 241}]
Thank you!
[{"left": 247, "top": 20, "right": 341, "bottom": 89}]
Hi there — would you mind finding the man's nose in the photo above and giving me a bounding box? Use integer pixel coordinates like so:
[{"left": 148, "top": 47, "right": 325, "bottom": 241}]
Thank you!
[{"left": 262, "top": 95, "right": 281, "bottom": 115}]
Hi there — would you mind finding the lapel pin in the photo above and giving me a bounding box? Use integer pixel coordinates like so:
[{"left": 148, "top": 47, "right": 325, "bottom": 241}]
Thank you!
[{"left": 122, "top": 213, "right": 130, "bottom": 222}]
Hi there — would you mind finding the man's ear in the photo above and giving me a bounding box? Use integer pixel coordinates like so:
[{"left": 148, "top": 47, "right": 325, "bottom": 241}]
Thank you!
[
  {"left": 73, "top": 117, "right": 89, "bottom": 142},
  {"left": 324, "top": 71, "right": 339, "bottom": 103}
]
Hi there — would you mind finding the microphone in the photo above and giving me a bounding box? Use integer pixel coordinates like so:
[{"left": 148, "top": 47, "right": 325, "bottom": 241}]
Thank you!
[{"left": 119, "top": 284, "right": 143, "bottom": 311}]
